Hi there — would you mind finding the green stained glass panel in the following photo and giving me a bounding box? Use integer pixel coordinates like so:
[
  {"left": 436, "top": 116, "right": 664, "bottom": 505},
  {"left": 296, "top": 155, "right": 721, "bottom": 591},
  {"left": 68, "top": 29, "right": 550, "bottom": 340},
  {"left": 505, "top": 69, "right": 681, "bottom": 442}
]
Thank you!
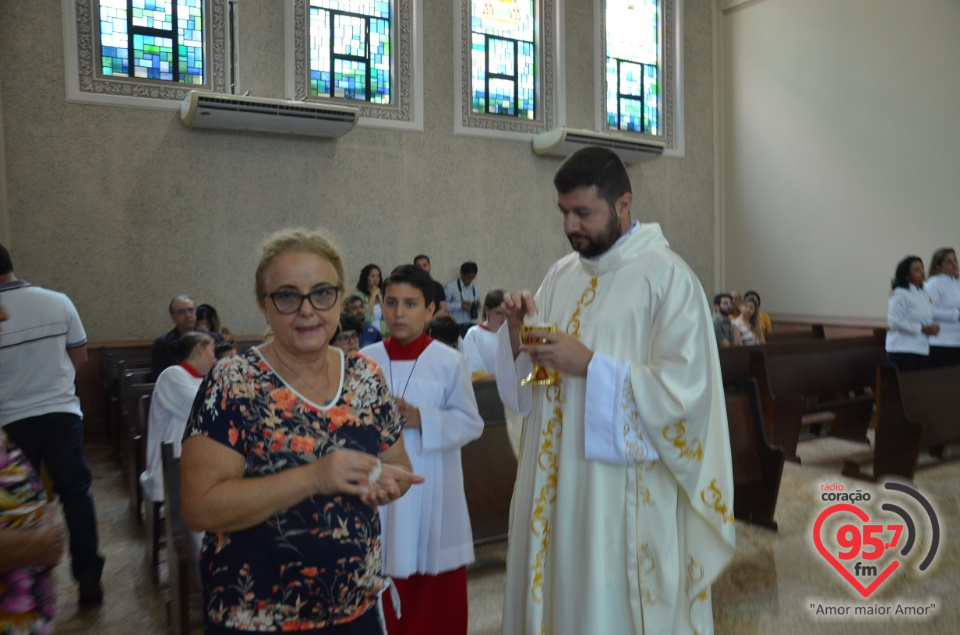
[
  {"left": 605, "top": 0, "right": 659, "bottom": 133},
  {"left": 310, "top": 1, "right": 392, "bottom": 103},
  {"left": 98, "top": 0, "right": 205, "bottom": 84},
  {"left": 470, "top": 0, "right": 535, "bottom": 118}
]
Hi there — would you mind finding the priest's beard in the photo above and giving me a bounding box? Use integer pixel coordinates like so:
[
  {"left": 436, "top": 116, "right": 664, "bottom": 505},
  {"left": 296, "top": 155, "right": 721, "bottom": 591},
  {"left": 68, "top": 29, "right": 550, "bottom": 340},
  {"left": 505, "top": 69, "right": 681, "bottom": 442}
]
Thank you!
[{"left": 567, "top": 209, "right": 623, "bottom": 258}]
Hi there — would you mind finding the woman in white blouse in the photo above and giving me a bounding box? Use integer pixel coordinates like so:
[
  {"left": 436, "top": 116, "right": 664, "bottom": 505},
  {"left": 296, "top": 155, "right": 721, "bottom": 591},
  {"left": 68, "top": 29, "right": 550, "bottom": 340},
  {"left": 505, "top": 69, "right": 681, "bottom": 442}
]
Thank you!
[
  {"left": 924, "top": 248, "right": 960, "bottom": 367},
  {"left": 734, "top": 296, "right": 765, "bottom": 346},
  {"left": 885, "top": 256, "right": 959, "bottom": 372}
]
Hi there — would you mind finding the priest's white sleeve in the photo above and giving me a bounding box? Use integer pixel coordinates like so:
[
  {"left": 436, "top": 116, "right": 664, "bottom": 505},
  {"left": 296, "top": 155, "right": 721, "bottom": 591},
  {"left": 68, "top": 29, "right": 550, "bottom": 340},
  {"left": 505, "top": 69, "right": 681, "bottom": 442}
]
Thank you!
[
  {"left": 418, "top": 356, "right": 484, "bottom": 453},
  {"left": 584, "top": 354, "right": 659, "bottom": 465},
  {"left": 494, "top": 322, "right": 533, "bottom": 417}
]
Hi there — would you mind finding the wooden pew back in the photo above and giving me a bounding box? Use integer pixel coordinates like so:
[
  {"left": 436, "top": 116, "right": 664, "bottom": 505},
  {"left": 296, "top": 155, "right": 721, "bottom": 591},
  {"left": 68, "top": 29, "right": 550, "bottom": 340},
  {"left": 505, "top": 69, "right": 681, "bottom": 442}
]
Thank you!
[
  {"left": 161, "top": 442, "right": 202, "bottom": 634},
  {"left": 747, "top": 347, "right": 886, "bottom": 461},
  {"left": 725, "top": 379, "right": 784, "bottom": 531},
  {"left": 718, "top": 335, "right": 884, "bottom": 386},
  {"left": 753, "top": 347, "right": 886, "bottom": 399},
  {"left": 461, "top": 381, "right": 517, "bottom": 544}
]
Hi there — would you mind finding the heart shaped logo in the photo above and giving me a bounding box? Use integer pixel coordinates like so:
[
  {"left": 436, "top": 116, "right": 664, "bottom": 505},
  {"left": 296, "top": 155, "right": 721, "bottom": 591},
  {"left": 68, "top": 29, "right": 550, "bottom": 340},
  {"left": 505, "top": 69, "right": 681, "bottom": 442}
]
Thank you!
[{"left": 813, "top": 503, "right": 900, "bottom": 598}]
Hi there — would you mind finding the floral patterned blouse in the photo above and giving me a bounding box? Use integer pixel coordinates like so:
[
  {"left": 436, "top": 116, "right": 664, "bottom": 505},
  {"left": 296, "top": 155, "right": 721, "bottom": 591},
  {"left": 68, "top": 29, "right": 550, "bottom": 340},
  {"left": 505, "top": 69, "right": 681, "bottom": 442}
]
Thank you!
[
  {"left": 0, "top": 430, "right": 54, "bottom": 635},
  {"left": 185, "top": 348, "right": 403, "bottom": 632}
]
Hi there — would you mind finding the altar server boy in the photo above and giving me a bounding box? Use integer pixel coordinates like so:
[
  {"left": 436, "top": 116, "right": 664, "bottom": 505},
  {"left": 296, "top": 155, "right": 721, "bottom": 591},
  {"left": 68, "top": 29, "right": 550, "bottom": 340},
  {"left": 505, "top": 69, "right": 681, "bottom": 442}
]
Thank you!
[{"left": 361, "top": 265, "right": 484, "bottom": 635}]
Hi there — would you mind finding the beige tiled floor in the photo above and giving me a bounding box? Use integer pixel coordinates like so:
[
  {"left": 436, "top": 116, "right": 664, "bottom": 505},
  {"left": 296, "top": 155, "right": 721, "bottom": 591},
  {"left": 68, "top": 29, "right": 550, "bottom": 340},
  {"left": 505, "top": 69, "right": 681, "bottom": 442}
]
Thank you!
[{"left": 52, "top": 438, "right": 959, "bottom": 634}]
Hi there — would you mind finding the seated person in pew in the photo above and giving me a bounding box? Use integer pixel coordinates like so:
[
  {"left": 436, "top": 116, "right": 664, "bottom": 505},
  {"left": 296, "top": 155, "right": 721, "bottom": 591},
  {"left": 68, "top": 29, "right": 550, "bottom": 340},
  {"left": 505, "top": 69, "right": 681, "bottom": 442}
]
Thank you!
[
  {"left": 713, "top": 292, "right": 741, "bottom": 347},
  {"left": 744, "top": 290, "right": 772, "bottom": 334},
  {"left": 214, "top": 341, "right": 237, "bottom": 360},
  {"left": 345, "top": 293, "right": 383, "bottom": 348},
  {"left": 150, "top": 295, "right": 223, "bottom": 381},
  {"left": 194, "top": 303, "right": 221, "bottom": 334},
  {"left": 734, "top": 295, "right": 765, "bottom": 346},
  {"left": 462, "top": 289, "right": 508, "bottom": 380},
  {"left": 886, "top": 255, "right": 958, "bottom": 372},
  {"left": 330, "top": 311, "right": 363, "bottom": 355},
  {"left": 361, "top": 265, "right": 484, "bottom": 635},
  {"left": 729, "top": 289, "right": 742, "bottom": 318},
  {"left": 426, "top": 314, "right": 462, "bottom": 350},
  {"left": 140, "top": 332, "right": 216, "bottom": 553}
]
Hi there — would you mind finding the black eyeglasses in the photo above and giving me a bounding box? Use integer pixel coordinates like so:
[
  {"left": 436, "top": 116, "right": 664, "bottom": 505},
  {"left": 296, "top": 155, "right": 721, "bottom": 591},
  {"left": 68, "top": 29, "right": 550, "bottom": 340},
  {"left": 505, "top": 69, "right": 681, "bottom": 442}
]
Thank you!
[{"left": 266, "top": 286, "right": 341, "bottom": 314}]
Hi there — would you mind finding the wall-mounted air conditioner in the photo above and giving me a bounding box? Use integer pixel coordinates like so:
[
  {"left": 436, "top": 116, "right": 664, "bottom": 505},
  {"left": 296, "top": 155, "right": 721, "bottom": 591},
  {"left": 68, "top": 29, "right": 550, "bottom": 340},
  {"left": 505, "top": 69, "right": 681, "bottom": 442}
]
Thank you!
[
  {"left": 180, "top": 92, "right": 359, "bottom": 138},
  {"left": 532, "top": 128, "right": 665, "bottom": 164}
]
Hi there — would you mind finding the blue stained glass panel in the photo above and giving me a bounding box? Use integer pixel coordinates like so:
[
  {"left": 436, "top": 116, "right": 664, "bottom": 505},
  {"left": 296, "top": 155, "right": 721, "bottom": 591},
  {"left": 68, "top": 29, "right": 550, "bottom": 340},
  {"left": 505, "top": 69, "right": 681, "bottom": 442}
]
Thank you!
[
  {"left": 488, "top": 78, "right": 516, "bottom": 116},
  {"left": 470, "top": 0, "right": 535, "bottom": 118},
  {"left": 605, "top": 0, "right": 659, "bottom": 133},
  {"left": 309, "top": 1, "right": 392, "bottom": 103},
  {"left": 471, "top": 33, "right": 487, "bottom": 113},
  {"left": 488, "top": 38, "right": 515, "bottom": 75},
  {"left": 334, "top": 59, "right": 368, "bottom": 101},
  {"left": 98, "top": 0, "right": 205, "bottom": 84}
]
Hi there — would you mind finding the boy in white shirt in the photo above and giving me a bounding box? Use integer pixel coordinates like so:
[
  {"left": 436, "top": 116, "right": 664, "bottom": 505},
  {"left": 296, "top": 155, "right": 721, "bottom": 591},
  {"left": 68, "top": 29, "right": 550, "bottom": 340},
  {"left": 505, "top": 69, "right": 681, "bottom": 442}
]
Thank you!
[{"left": 361, "top": 265, "right": 484, "bottom": 635}]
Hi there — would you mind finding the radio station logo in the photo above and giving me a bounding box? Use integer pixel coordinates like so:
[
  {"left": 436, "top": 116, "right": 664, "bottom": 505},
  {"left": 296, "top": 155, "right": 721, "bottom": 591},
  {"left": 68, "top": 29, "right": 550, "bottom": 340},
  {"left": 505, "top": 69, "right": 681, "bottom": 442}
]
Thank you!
[{"left": 811, "top": 480, "right": 940, "bottom": 610}]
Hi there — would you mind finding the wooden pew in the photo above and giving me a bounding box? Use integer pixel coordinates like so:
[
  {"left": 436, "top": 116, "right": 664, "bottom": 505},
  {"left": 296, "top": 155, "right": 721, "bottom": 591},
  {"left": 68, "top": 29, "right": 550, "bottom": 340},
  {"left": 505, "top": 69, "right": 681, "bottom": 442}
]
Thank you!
[
  {"left": 718, "top": 335, "right": 885, "bottom": 387},
  {"left": 137, "top": 392, "right": 166, "bottom": 583},
  {"left": 118, "top": 374, "right": 153, "bottom": 520},
  {"left": 161, "top": 442, "right": 202, "bottom": 634},
  {"left": 104, "top": 355, "right": 151, "bottom": 461},
  {"left": 725, "top": 379, "right": 784, "bottom": 531},
  {"left": 748, "top": 347, "right": 887, "bottom": 462},
  {"left": 763, "top": 323, "right": 825, "bottom": 342},
  {"left": 461, "top": 381, "right": 518, "bottom": 544},
  {"left": 843, "top": 364, "right": 960, "bottom": 481}
]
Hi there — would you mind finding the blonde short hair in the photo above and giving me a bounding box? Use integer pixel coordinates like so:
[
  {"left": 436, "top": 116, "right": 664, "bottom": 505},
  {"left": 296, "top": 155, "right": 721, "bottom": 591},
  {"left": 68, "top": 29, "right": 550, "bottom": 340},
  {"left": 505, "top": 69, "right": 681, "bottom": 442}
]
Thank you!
[
  {"left": 255, "top": 228, "right": 346, "bottom": 304},
  {"left": 176, "top": 331, "right": 214, "bottom": 362}
]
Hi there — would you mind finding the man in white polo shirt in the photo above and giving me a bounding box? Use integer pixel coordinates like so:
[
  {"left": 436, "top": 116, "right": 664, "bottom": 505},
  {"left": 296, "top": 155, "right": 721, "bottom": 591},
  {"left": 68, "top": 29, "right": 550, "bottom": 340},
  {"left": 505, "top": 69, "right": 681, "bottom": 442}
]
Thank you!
[{"left": 0, "top": 242, "right": 105, "bottom": 606}]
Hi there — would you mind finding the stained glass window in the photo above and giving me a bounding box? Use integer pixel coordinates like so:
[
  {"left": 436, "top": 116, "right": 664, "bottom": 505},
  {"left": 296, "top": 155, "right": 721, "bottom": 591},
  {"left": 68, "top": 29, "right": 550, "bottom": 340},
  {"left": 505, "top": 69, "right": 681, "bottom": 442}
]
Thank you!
[
  {"left": 605, "top": 0, "right": 659, "bottom": 134},
  {"left": 98, "top": 0, "right": 205, "bottom": 84},
  {"left": 309, "top": 1, "right": 392, "bottom": 104},
  {"left": 470, "top": 0, "right": 536, "bottom": 119}
]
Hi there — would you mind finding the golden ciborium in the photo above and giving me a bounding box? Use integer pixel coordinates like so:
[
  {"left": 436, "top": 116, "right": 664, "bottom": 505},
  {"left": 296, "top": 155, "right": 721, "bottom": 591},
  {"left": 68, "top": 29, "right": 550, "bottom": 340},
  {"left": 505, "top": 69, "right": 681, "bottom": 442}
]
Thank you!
[{"left": 520, "top": 323, "right": 559, "bottom": 386}]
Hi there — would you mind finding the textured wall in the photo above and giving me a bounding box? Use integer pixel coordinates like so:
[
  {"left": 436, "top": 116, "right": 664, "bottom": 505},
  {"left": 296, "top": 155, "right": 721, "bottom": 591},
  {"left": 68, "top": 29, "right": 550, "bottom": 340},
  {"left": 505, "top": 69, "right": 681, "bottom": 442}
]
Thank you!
[
  {"left": 721, "top": 0, "right": 960, "bottom": 323},
  {"left": 0, "top": 0, "right": 716, "bottom": 340}
]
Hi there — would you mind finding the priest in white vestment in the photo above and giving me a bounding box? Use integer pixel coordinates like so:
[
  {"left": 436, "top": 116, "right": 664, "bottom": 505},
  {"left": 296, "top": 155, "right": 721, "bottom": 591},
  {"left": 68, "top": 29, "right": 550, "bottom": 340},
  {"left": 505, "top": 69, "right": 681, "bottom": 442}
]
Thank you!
[{"left": 496, "top": 147, "right": 736, "bottom": 635}]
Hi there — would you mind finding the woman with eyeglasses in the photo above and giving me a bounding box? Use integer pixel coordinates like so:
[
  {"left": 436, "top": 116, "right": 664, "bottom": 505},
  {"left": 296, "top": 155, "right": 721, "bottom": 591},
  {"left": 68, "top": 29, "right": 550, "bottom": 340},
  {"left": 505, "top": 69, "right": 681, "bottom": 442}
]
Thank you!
[{"left": 180, "top": 229, "right": 423, "bottom": 635}]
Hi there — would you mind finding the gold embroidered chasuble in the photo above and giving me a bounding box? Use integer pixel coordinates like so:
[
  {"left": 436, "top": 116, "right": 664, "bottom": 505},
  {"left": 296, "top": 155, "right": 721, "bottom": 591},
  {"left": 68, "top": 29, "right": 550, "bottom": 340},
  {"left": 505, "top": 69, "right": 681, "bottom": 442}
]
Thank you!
[{"left": 497, "top": 223, "right": 736, "bottom": 635}]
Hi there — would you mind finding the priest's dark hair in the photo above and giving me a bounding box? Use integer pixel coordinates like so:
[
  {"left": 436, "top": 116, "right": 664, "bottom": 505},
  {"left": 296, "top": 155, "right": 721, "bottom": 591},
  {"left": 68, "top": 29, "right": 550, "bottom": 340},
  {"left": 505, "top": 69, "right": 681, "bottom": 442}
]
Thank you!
[
  {"left": 553, "top": 146, "right": 632, "bottom": 212},
  {"left": 386, "top": 264, "right": 436, "bottom": 311}
]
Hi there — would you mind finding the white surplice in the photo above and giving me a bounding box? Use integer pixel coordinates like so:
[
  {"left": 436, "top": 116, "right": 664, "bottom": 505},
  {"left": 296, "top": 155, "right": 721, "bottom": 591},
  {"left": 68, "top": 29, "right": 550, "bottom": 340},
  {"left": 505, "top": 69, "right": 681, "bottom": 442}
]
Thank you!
[
  {"left": 496, "top": 223, "right": 736, "bottom": 635},
  {"left": 139, "top": 364, "right": 202, "bottom": 503},
  {"left": 362, "top": 339, "right": 485, "bottom": 577}
]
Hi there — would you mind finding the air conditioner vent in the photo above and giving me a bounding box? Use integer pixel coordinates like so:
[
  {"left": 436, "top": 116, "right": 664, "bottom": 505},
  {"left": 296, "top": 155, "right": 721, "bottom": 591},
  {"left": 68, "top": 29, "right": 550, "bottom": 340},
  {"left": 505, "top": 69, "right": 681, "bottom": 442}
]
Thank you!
[
  {"left": 532, "top": 128, "right": 665, "bottom": 164},
  {"left": 181, "top": 91, "right": 360, "bottom": 138}
]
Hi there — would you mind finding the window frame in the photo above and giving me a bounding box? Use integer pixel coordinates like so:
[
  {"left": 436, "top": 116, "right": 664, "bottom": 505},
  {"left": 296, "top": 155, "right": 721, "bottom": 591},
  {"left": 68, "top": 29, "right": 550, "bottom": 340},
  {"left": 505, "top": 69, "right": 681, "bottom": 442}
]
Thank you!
[
  {"left": 62, "top": 0, "right": 229, "bottom": 111},
  {"left": 285, "top": 0, "right": 423, "bottom": 132},
  {"left": 594, "top": 0, "right": 683, "bottom": 156},
  {"left": 454, "top": 0, "right": 563, "bottom": 140}
]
